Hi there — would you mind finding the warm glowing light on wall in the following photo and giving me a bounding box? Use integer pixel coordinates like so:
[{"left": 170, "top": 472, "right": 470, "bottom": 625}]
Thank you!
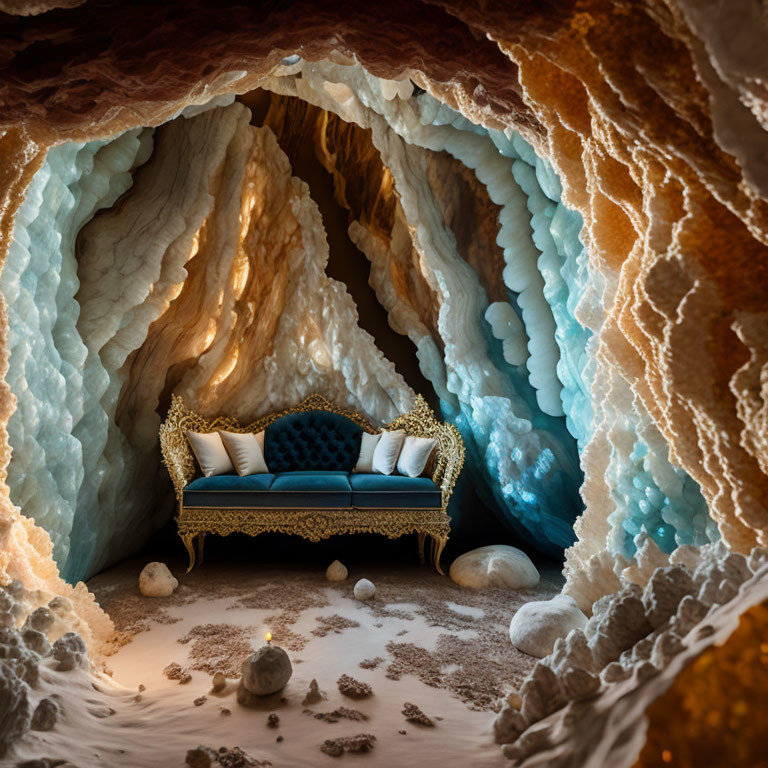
[
  {"left": 210, "top": 348, "right": 239, "bottom": 386},
  {"left": 323, "top": 80, "right": 355, "bottom": 105},
  {"left": 239, "top": 182, "right": 263, "bottom": 240},
  {"left": 379, "top": 168, "right": 394, "bottom": 196},
  {"left": 188, "top": 230, "right": 200, "bottom": 260},
  {"left": 302, "top": 317, "right": 333, "bottom": 369},
  {"left": 166, "top": 281, "right": 184, "bottom": 304},
  {"left": 232, "top": 257, "right": 250, "bottom": 299},
  {"left": 239, "top": 205, "right": 253, "bottom": 240},
  {"left": 201, "top": 319, "right": 217, "bottom": 353}
]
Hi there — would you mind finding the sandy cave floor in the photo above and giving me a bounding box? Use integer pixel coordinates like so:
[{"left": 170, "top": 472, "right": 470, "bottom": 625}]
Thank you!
[{"left": 6, "top": 556, "right": 563, "bottom": 768}]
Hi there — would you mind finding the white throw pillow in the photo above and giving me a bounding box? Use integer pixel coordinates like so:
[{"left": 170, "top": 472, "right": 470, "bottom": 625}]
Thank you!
[
  {"left": 396, "top": 435, "right": 437, "bottom": 478},
  {"left": 354, "top": 432, "right": 382, "bottom": 473},
  {"left": 371, "top": 429, "right": 406, "bottom": 475},
  {"left": 219, "top": 430, "right": 268, "bottom": 476},
  {"left": 187, "top": 431, "right": 235, "bottom": 477}
]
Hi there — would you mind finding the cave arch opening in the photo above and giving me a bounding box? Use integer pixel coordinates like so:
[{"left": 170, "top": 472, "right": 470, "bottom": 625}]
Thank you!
[
  {"left": 2, "top": 56, "right": 713, "bottom": 592},
  {"left": 5, "top": 84, "right": 587, "bottom": 584}
]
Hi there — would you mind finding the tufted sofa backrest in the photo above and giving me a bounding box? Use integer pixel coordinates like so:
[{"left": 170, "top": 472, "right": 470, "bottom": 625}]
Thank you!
[{"left": 264, "top": 410, "right": 363, "bottom": 473}]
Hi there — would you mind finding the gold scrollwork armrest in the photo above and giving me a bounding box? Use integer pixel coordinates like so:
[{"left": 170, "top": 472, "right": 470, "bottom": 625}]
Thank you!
[{"left": 159, "top": 395, "right": 200, "bottom": 505}]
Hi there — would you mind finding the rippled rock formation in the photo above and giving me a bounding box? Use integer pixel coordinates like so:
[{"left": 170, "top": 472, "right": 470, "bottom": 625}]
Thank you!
[
  {"left": 262, "top": 64, "right": 586, "bottom": 554},
  {"left": 2, "top": 131, "right": 151, "bottom": 570},
  {"left": 0, "top": 1, "right": 765, "bottom": 573},
  {"left": 3, "top": 55, "right": 720, "bottom": 574}
]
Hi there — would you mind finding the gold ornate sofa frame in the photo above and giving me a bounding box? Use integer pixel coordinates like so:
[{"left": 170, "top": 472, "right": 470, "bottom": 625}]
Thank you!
[{"left": 159, "top": 393, "right": 465, "bottom": 574}]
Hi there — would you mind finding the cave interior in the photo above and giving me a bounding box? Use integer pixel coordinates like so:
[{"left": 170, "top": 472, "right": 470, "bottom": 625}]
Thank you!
[{"left": 1, "top": 3, "right": 768, "bottom": 768}]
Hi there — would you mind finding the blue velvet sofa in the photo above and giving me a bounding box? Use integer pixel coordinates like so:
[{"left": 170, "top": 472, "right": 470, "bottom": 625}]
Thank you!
[{"left": 160, "top": 394, "right": 465, "bottom": 574}]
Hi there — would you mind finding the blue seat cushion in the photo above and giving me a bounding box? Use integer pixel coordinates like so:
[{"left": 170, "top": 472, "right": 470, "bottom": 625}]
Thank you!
[
  {"left": 264, "top": 410, "right": 362, "bottom": 473},
  {"left": 183, "top": 473, "right": 275, "bottom": 507},
  {"left": 183, "top": 471, "right": 440, "bottom": 510},
  {"left": 349, "top": 473, "right": 442, "bottom": 509},
  {"left": 268, "top": 471, "right": 352, "bottom": 507}
]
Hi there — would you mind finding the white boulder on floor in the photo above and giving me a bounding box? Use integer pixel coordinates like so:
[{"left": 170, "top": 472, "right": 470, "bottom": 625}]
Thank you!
[
  {"left": 508, "top": 594, "right": 587, "bottom": 657},
  {"left": 139, "top": 562, "right": 179, "bottom": 597},
  {"left": 449, "top": 545, "right": 539, "bottom": 589},
  {"left": 353, "top": 578, "right": 376, "bottom": 601}
]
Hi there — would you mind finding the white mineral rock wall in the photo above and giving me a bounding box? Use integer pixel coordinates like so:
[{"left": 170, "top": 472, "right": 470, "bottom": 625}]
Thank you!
[
  {"left": 0, "top": 58, "right": 720, "bottom": 589},
  {"left": 262, "top": 62, "right": 585, "bottom": 556},
  {"left": 6, "top": 100, "right": 413, "bottom": 582},
  {"left": 0, "top": 57, "right": 729, "bottom": 595},
  {"left": 2, "top": 130, "right": 152, "bottom": 571},
  {"left": 0, "top": 578, "right": 97, "bottom": 756}
]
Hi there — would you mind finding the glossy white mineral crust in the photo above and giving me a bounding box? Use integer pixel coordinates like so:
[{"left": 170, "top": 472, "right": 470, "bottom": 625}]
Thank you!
[
  {"left": 494, "top": 540, "right": 768, "bottom": 766},
  {"left": 353, "top": 578, "right": 376, "bottom": 601},
  {"left": 508, "top": 595, "right": 587, "bottom": 658},
  {"left": 7, "top": 101, "right": 414, "bottom": 581}
]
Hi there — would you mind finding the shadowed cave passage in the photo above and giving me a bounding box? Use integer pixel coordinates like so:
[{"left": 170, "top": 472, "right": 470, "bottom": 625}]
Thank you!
[{"left": 240, "top": 88, "right": 440, "bottom": 408}]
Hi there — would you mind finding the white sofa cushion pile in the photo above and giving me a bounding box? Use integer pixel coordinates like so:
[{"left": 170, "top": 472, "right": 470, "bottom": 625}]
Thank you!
[
  {"left": 186, "top": 431, "right": 235, "bottom": 477},
  {"left": 219, "top": 430, "right": 268, "bottom": 476},
  {"left": 188, "top": 424, "right": 438, "bottom": 481},
  {"left": 396, "top": 435, "right": 438, "bottom": 478}
]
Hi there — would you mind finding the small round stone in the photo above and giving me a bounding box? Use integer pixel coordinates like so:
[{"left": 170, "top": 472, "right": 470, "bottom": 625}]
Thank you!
[
  {"left": 326, "top": 560, "right": 348, "bottom": 582},
  {"left": 508, "top": 594, "right": 587, "bottom": 657},
  {"left": 449, "top": 545, "right": 539, "bottom": 589},
  {"left": 139, "top": 562, "right": 179, "bottom": 597},
  {"left": 31, "top": 697, "right": 59, "bottom": 731},
  {"left": 353, "top": 578, "right": 376, "bottom": 601}
]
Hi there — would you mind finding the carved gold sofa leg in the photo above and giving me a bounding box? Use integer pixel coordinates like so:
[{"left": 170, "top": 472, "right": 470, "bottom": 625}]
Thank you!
[
  {"left": 417, "top": 531, "right": 426, "bottom": 566},
  {"left": 197, "top": 532, "right": 207, "bottom": 566},
  {"left": 180, "top": 532, "right": 197, "bottom": 573},
  {"left": 430, "top": 534, "right": 448, "bottom": 576}
]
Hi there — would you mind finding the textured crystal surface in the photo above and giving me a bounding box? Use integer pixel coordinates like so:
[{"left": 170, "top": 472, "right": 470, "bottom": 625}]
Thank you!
[
  {"left": 414, "top": 93, "right": 713, "bottom": 558},
  {"left": 3, "top": 131, "right": 150, "bottom": 569},
  {"left": 6, "top": 104, "right": 415, "bottom": 581}
]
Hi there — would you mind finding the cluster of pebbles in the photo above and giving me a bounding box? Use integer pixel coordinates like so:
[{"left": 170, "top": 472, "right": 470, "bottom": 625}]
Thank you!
[
  {"left": 494, "top": 540, "right": 768, "bottom": 764},
  {"left": 185, "top": 745, "right": 272, "bottom": 768},
  {"left": 336, "top": 674, "right": 373, "bottom": 699},
  {"left": 0, "top": 580, "right": 90, "bottom": 757}
]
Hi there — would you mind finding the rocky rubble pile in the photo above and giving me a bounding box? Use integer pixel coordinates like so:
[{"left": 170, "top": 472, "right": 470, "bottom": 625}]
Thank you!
[
  {"left": 0, "top": 580, "right": 89, "bottom": 756},
  {"left": 494, "top": 540, "right": 768, "bottom": 762}
]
